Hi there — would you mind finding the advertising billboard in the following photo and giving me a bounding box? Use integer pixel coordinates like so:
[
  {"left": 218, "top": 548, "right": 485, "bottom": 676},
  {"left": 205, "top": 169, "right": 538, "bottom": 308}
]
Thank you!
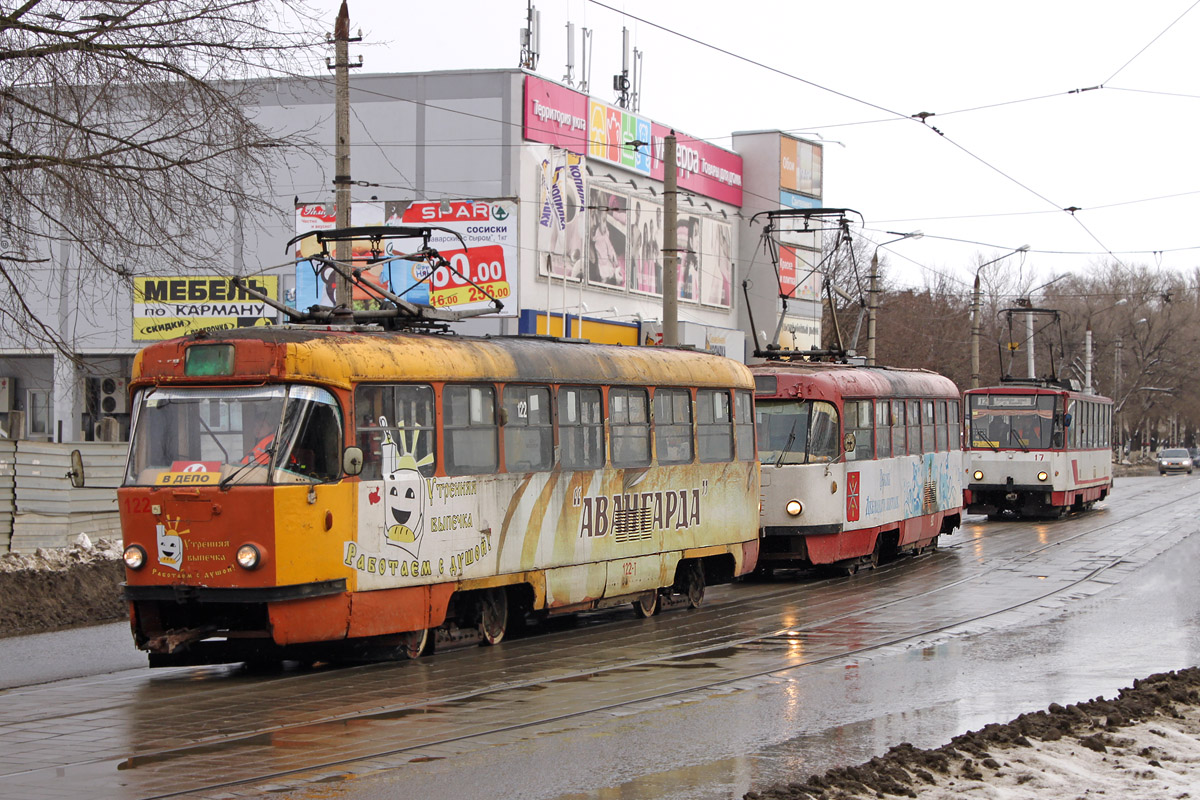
[
  {"left": 133, "top": 277, "right": 278, "bottom": 341},
  {"left": 294, "top": 199, "right": 518, "bottom": 315}
]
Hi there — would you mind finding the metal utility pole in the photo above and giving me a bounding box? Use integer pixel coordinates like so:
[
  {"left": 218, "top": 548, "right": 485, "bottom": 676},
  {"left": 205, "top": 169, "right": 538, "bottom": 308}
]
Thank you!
[
  {"left": 330, "top": 1, "right": 361, "bottom": 315},
  {"left": 867, "top": 252, "right": 880, "bottom": 365},
  {"left": 866, "top": 231, "right": 921, "bottom": 366},
  {"left": 662, "top": 133, "right": 678, "bottom": 346}
]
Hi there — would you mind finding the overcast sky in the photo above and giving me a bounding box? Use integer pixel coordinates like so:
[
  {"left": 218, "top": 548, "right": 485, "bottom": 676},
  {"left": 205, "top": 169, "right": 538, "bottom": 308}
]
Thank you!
[{"left": 321, "top": 0, "right": 1200, "bottom": 296}]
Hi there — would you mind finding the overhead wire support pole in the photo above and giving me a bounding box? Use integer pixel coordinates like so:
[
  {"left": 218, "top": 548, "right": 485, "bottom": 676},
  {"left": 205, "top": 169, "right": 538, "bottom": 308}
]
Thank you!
[
  {"left": 330, "top": 0, "right": 363, "bottom": 320},
  {"left": 662, "top": 132, "right": 678, "bottom": 346}
]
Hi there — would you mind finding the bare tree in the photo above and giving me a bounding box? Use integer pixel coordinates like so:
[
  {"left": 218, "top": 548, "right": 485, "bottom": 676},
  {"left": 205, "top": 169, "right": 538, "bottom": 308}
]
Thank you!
[{"left": 0, "top": 0, "right": 324, "bottom": 353}]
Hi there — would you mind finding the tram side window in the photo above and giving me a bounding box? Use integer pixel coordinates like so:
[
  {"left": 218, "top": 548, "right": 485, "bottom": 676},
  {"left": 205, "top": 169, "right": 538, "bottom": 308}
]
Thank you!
[
  {"left": 734, "top": 390, "right": 754, "bottom": 461},
  {"left": 892, "top": 399, "right": 906, "bottom": 456},
  {"left": 907, "top": 400, "right": 922, "bottom": 454},
  {"left": 503, "top": 385, "right": 553, "bottom": 472},
  {"left": 698, "top": 389, "right": 733, "bottom": 463},
  {"left": 610, "top": 387, "right": 651, "bottom": 467},
  {"left": 809, "top": 401, "right": 839, "bottom": 462},
  {"left": 354, "top": 384, "right": 436, "bottom": 479},
  {"left": 935, "top": 400, "right": 949, "bottom": 452},
  {"left": 950, "top": 400, "right": 961, "bottom": 450},
  {"left": 846, "top": 400, "right": 873, "bottom": 461},
  {"left": 875, "top": 400, "right": 891, "bottom": 458},
  {"left": 654, "top": 388, "right": 693, "bottom": 465},
  {"left": 560, "top": 386, "right": 604, "bottom": 470},
  {"left": 922, "top": 400, "right": 936, "bottom": 453},
  {"left": 444, "top": 385, "right": 498, "bottom": 475}
]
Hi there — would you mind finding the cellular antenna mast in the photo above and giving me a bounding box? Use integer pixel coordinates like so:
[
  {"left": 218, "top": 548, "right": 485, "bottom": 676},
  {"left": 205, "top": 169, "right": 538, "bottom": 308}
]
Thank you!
[
  {"left": 579, "top": 27, "right": 593, "bottom": 93},
  {"left": 519, "top": 1, "right": 540, "bottom": 70},
  {"left": 614, "top": 27, "right": 631, "bottom": 108},
  {"left": 563, "top": 21, "right": 575, "bottom": 86}
]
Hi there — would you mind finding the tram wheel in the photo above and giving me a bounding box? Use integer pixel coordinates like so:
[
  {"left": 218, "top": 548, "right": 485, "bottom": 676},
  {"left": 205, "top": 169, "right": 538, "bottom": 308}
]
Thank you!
[
  {"left": 398, "top": 628, "right": 429, "bottom": 659},
  {"left": 683, "top": 562, "right": 706, "bottom": 609},
  {"left": 477, "top": 588, "right": 508, "bottom": 646},
  {"left": 632, "top": 591, "right": 660, "bottom": 618}
]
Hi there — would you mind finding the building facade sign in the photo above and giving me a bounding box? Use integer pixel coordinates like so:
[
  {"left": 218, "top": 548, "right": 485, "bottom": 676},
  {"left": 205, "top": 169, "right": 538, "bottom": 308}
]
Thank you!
[
  {"left": 780, "top": 136, "right": 823, "bottom": 198},
  {"left": 523, "top": 75, "right": 744, "bottom": 207}
]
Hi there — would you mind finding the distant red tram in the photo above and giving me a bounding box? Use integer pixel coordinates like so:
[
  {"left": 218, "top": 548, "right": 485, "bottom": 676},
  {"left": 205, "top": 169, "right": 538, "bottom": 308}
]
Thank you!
[{"left": 963, "top": 380, "right": 1113, "bottom": 518}]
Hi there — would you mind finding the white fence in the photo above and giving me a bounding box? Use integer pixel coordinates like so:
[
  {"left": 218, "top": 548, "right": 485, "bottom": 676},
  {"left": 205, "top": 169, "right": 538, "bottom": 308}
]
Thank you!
[{"left": 0, "top": 441, "right": 125, "bottom": 552}]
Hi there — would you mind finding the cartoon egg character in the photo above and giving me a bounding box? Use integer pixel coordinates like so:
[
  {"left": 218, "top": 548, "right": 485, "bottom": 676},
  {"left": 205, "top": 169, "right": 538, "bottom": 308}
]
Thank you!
[
  {"left": 156, "top": 523, "right": 183, "bottom": 571},
  {"left": 380, "top": 429, "right": 425, "bottom": 555}
]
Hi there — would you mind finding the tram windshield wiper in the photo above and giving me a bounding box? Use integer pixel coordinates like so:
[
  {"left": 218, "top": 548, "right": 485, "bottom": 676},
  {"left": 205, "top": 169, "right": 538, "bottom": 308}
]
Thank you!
[
  {"left": 972, "top": 424, "right": 998, "bottom": 452},
  {"left": 1007, "top": 428, "right": 1030, "bottom": 452},
  {"left": 775, "top": 418, "right": 801, "bottom": 467},
  {"left": 219, "top": 446, "right": 275, "bottom": 489}
]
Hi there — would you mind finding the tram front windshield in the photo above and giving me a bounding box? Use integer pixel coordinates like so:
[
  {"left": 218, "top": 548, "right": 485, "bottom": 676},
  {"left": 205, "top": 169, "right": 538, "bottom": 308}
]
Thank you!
[
  {"left": 756, "top": 400, "right": 839, "bottom": 465},
  {"left": 124, "top": 385, "right": 342, "bottom": 486},
  {"left": 968, "top": 393, "right": 1061, "bottom": 450}
]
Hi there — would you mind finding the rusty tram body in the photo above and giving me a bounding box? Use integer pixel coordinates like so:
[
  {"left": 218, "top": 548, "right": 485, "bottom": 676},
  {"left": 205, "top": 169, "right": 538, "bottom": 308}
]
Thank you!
[{"left": 118, "top": 326, "right": 761, "bottom": 666}]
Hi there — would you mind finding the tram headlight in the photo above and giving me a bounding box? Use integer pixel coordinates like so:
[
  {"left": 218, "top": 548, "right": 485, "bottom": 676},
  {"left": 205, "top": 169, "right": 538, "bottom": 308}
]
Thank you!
[
  {"left": 1037, "top": 471, "right": 1049, "bottom": 482},
  {"left": 123, "top": 544, "right": 146, "bottom": 570},
  {"left": 785, "top": 499, "right": 803, "bottom": 517},
  {"left": 972, "top": 470, "right": 984, "bottom": 482},
  {"left": 236, "top": 543, "right": 263, "bottom": 570}
]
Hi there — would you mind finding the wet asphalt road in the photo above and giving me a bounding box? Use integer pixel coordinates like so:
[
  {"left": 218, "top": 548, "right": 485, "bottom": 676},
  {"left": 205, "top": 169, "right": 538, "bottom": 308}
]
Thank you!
[{"left": 1, "top": 474, "right": 1198, "bottom": 800}]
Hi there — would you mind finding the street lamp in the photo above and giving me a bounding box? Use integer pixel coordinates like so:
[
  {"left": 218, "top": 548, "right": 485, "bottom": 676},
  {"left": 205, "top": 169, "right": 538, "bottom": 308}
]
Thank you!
[
  {"left": 970, "top": 245, "right": 1031, "bottom": 388},
  {"left": 866, "top": 230, "right": 922, "bottom": 365}
]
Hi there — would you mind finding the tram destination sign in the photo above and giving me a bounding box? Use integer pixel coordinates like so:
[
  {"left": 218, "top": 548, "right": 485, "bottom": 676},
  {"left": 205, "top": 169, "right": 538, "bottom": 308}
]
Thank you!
[{"left": 133, "top": 276, "right": 278, "bottom": 341}]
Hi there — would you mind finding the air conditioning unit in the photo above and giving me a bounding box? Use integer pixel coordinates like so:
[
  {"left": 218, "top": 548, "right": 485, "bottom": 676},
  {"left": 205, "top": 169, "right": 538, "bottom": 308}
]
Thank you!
[
  {"left": 99, "top": 376, "right": 129, "bottom": 415},
  {"left": 94, "top": 417, "right": 121, "bottom": 442},
  {"left": 0, "top": 377, "right": 11, "bottom": 412}
]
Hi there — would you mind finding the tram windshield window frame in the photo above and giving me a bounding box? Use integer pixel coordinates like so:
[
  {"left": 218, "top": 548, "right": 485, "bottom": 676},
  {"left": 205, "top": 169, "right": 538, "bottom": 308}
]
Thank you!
[
  {"left": 755, "top": 399, "right": 839, "bottom": 465},
  {"left": 503, "top": 384, "right": 553, "bottom": 473},
  {"left": 968, "top": 393, "right": 1061, "bottom": 450},
  {"left": 124, "top": 384, "right": 343, "bottom": 486}
]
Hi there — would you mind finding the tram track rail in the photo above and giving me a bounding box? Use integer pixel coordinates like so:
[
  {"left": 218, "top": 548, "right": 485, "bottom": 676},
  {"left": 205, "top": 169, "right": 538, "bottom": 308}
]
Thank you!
[{"left": 4, "top": 477, "right": 1199, "bottom": 800}]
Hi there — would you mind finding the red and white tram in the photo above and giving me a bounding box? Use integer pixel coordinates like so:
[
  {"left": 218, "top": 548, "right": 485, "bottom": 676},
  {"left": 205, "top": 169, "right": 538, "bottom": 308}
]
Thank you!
[
  {"left": 963, "top": 380, "right": 1113, "bottom": 519},
  {"left": 753, "top": 363, "right": 964, "bottom": 573}
]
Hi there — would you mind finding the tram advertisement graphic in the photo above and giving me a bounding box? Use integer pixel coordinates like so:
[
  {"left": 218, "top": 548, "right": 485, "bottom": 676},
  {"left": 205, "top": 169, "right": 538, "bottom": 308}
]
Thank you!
[{"left": 846, "top": 471, "right": 860, "bottom": 522}]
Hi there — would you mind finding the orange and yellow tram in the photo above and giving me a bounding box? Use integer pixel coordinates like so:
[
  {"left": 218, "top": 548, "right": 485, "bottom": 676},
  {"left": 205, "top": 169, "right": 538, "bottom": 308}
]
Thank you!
[{"left": 119, "top": 328, "right": 760, "bottom": 666}]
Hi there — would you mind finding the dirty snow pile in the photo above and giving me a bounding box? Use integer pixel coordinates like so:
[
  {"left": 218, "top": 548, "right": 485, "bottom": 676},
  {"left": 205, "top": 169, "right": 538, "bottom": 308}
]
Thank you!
[
  {"left": 0, "top": 534, "right": 128, "bottom": 637},
  {"left": 746, "top": 667, "right": 1200, "bottom": 800},
  {"left": 0, "top": 534, "right": 122, "bottom": 572}
]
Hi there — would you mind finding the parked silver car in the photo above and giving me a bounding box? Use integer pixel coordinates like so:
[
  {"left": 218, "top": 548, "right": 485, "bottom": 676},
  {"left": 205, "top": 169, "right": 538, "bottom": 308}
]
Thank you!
[{"left": 1157, "top": 448, "right": 1193, "bottom": 475}]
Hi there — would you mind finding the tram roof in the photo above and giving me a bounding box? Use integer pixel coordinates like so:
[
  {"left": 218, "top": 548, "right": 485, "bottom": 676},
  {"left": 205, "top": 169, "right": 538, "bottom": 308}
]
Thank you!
[
  {"left": 132, "top": 328, "right": 754, "bottom": 390},
  {"left": 966, "top": 382, "right": 1113, "bottom": 403},
  {"left": 750, "top": 361, "right": 959, "bottom": 400}
]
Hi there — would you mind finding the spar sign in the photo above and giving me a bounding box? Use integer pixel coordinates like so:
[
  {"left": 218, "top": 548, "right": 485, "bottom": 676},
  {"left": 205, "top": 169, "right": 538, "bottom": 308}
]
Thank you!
[
  {"left": 293, "top": 199, "right": 516, "bottom": 315},
  {"left": 133, "top": 277, "right": 278, "bottom": 341}
]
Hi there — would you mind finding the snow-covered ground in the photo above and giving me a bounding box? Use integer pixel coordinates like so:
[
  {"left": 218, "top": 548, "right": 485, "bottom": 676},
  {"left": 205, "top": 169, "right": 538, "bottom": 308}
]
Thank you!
[{"left": 747, "top": 668, "right": 1200, "bottom": 800}]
